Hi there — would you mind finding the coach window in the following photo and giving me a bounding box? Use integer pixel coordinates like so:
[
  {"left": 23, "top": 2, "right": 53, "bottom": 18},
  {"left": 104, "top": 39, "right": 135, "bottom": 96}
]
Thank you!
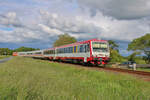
[
  {"left": 36, "top": 52, "right": 41, "bottom": 54},
  {"left": 62, "top": 48, "right": 63, "bottom": 53},
  {"left": 85, "top": 44, "right": 90, "bottom": 52},
  {"left": 66, "top": 48, "right": 68, "bottom": 53},
  {"left": 60, "top": 48, "right": 62, "bottom": 53},
  {"left": 71, "top": 47, "right": 73, "bottom": 53},
  {"left": 64, "top": 48, "right": 66, "bottom": 53},
  {"left": 48, "top": 50, "right": 50, "bottom": 54},
  {"left": 78, "top": 45, "right": 80, "bottom": 53},
  {"left": 66, "top": 47, "right": 68, "bottom": 53},
  {"left": 64, "top": 48, "right": 65, "bottom": 53},
  {"left": 62, "top": 48, "right": 64, "bottom": 53},
  {"left": 63, "top": 48, "right": 65, "bottom": 53},
  {"left": 65, "top": 48, "right": 67, "bottom": 53},
  {"left": 57, "top": 49, "right": 59, "bottom": 54},
  {"left": 84, "top": 45, "right": 87, "bottom": 52},
  {"left": 74, "top": 46, "right": 76, "bottom": 53},
  {"left": 59, "top": 49, "right": 60, "bottom": 53},
  {"left": 63, "top": 48, "right": 64, "bottom": 53},
  {"left": 69, "top": 47, "right": 72, "bottom": 53},
  {"left": 59, "top": 49, "right": 61, "bottom": 53},
  {"left": 79, "top": 45, "right": 82, "bottom": 52},
  {"left": 58, "top": 49, "right": 60, "bottom": 53},
  {"left": 80, "top": 45, "right": 84, "bottom": 52},
  {"left": 68, "top": 47, "right": 70, "bottom": 53}
]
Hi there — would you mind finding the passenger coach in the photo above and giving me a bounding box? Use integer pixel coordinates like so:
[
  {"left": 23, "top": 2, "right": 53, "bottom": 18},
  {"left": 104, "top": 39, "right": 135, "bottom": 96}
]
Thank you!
[{"left": 13, "top": 39, "right": 110, "bottom": 66}]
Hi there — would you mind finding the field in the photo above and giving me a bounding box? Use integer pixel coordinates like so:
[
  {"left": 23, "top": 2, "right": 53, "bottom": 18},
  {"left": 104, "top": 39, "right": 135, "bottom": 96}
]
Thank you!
[
  {"left": 0, "top": 57, "right": 150, "bottom": 100},
  {"left": 0, "top": 55, "right": 10, "bottom": 59},
  {"left": 137, "top": 68, "right": 150, "bottom": 72}
]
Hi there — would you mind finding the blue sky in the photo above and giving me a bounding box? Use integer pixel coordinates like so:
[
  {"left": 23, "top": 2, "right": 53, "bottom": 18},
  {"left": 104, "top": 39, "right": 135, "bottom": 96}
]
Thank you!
[{"left": 0, "top": 0, "right": 150, "bottom": 56}]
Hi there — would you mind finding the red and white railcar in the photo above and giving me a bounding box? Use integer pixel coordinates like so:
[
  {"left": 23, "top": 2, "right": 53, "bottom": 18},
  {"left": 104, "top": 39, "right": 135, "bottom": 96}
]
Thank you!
[
  {"left": 43, "top": 39, "right": 110, "bottom": 65},
  {"left": 13, "top": 39, "right": 110, "bottom": 66}
]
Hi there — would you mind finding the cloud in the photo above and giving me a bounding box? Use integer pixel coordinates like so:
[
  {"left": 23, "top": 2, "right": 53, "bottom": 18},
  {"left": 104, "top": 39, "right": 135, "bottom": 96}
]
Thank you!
[
  {"left": 39, "top": 10, "right": 103, "bottom": 39},
  {"left": 0, "top": 10, "right": 149, "bottom": 45},
  {"left": 0, "top": 0, "right": 150, "bottom": 52},
  {"left": 0, "top": 0, "right": 149, "bottom": 57},
  {"left": 38, "top": 24, "right": 63, "bottom": 36},
  {"left": 77, "top": 0, "right": 150, "bottom": 19},
  {"left": 0, "top": 12, "right": 21, "bottom": 27}
]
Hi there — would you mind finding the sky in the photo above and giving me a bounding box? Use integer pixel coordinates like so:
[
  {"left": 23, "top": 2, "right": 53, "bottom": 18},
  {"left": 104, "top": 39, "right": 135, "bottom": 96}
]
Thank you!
[{"left": 0, "top": 0, "right": 150, "bottom": 56}]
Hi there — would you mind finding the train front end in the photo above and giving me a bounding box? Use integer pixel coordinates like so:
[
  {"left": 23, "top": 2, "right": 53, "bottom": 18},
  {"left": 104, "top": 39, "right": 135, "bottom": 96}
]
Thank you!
[{"left": 90, "top": 40, "right": 110, "bottom": 65}]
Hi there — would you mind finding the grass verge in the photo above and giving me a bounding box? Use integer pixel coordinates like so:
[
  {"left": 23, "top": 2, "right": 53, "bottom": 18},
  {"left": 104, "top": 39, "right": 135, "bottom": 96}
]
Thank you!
[
  {"left": 136, "top": 68, "right": 150, "bottom": 72},
  {"left": 0, "top": 57, "right": 150, "bottom": 100},
  {"left": 0, "top": 55, "right": 10, "bottom": 59}
]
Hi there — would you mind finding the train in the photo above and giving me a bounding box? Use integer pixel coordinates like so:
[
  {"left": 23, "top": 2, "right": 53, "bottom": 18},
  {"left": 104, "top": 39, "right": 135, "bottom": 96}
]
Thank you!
[{"left": 13, "top": 39, "right": 110, "bottom": 66}]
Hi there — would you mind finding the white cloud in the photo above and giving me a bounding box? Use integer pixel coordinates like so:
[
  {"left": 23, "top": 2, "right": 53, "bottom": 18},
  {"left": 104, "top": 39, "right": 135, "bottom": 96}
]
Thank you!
[
  {"left": 0, "top": 12, "right": 21, "bottom": 27},
  {"left": 0, "top": 10, "right": 149, "bottom": 45},
  {"left": 39, "top": 10, "right": 103, "bottom": 36},
  {"left": 77, "top": 0, "right": 150, "bottom": 19},
  {"left": 0, "top": 0, "right": 150, "bottom": 50},
  {"left": 38, "top": 24, "right": 63, "bottom": 36}
]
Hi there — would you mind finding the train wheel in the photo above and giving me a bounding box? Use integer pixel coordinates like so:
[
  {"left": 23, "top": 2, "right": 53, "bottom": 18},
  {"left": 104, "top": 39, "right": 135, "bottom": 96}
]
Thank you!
[
  {"left": 100, "top": 64, "right": 106, "bottom": 68},
  {"left": 82, "top": 62, "right": 87, "bottom": 66}
]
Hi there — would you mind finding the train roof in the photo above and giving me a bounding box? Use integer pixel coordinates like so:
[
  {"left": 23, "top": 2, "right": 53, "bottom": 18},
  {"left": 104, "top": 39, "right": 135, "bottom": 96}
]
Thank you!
[
  {"left": 55, "top": 39, "right": 107, "bottom": 49},
  {"left": 16, "top": 39, "right": 108, "bottom": 52}
]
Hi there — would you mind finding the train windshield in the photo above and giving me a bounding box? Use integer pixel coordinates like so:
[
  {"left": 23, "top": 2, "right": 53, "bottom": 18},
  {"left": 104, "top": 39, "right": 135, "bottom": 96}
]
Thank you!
[{"left": 92, "top": 42, "right": 108, "bottom": 52}]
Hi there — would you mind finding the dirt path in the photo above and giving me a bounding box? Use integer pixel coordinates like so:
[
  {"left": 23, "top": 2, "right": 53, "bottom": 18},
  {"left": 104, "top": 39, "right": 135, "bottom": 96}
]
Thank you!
[{"left": 0, "top": 56, "right": 13, "bottom": 63}]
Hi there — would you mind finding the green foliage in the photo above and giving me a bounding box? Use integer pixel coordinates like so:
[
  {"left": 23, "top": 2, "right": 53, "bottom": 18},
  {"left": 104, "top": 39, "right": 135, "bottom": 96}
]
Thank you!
[
  {"left": 0, "top": 55, "right": 10, "bottom": 59},
  {"left": 108, "top": 40, "right": 124, "bottom": 63},
  {"left": 143, "top": 51, "right": 150, "bottom": 64},
  {"left": 127, "top": 56, "right": 146, "bottom": 64},
  {"left": 13, "top": 46, "right": 39, "bottom": 52},
  {"left": 110, "top": 49, "right": 125, "bottom": 63},
  {"left": 128, "top": 33, "right": 150, "bottom": 63},
  {"left": 108, "top": 40, "right": 119, "bottom": 51},
  {"left": 53, "top": 33, "right": 77, "bottom": 47},
  {"left": 0, "top": 57, "right": 150, "bottom": 100},
  {"left": 0, "top": 47, "right": 39, "bottom": 55},
  {"left": 128, "top": 34, "right": 150, "bottom": 51},
  {"left": 128, "top": 52, "right": 141, "bottom": 62},
  {"left": 136, "top": 68, "right": 150, "bottom": 72},
  {"left": 0, "top": 48, "right": 13, "bottom": 55},
  {"left": 135, "top": 58, "right": 146, "bottom": 64}
]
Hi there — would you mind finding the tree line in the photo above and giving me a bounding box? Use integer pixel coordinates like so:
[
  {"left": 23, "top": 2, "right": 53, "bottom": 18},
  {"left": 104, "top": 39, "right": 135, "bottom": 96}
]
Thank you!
[
  {"left": 1, "top": 33, "right": 149, "bottom": 64},
  {"left": 53, "top": 33, "right": 150, "bottom": 64},
  {"left": 0, "top": 47, "right": 39, "bottom": 55}
]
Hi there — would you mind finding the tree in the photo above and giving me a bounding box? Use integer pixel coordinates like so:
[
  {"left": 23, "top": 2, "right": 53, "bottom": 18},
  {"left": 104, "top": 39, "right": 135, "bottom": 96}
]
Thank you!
[
  {"left": 108, "top": 40, "right": 119, "bottom": 51},
  {"left": 127, "top": 33, "right": 150, "bottom": 63},
  {"left": 128, "top": 52, "right": 140, "bottom": 62},
  {"left": 14, "top": 47, "right": 39, "bottom": 52},
  {"left": 143, "top": 51, "right": 150, "bottom": 64},
  {"left": 53, "top": 33, "right": 77, "bottom": 47},
  {"left": 0, "top": 47, "right": 39, "bottom": 55},
  {"left": 108, "top": 40, "right": 124, "bottom": 63},
  {"left": 0, "top": 48, "right": 13, "bottom": 55},
  {"left": 110, "top": 49, "right": 124, "bottom": 63}
]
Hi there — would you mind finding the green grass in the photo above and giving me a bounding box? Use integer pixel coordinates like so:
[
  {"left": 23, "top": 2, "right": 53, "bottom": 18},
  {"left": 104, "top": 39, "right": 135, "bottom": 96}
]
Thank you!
[
  {"left": 135, "top": 59, "right": 146, "bottom": 64},
  {"left": 0, "top": 57, "right": 150, "bottom": 100},
  {"left": 136, "top": 68, "right": 150, "bottom": 72},
  {"left": 0, "top": 55, "right": 10, "bottom": 59}
]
